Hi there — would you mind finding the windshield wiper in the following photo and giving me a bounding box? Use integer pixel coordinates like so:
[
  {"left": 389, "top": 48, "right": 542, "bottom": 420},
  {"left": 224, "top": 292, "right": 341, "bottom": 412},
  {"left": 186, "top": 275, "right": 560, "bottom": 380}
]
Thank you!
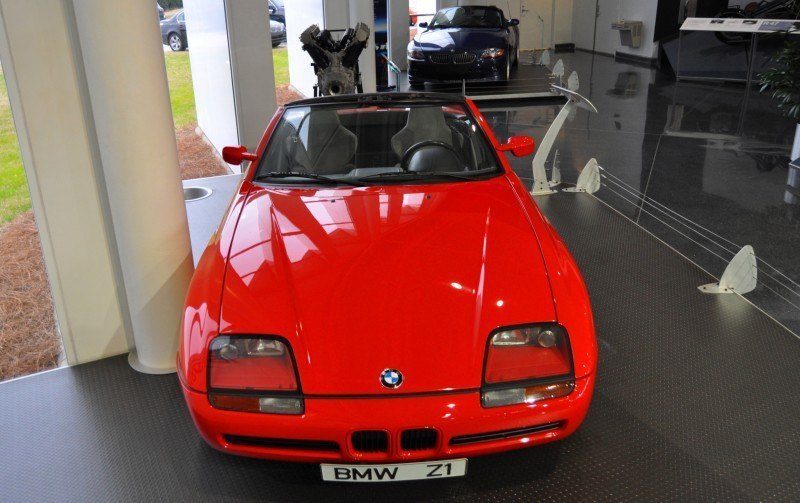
[
  {"left": 356, "top": 171, "right": 478, "bottom": 182},
  {"left": 256, "top": 171, "right": 365, "bottom": 187}
]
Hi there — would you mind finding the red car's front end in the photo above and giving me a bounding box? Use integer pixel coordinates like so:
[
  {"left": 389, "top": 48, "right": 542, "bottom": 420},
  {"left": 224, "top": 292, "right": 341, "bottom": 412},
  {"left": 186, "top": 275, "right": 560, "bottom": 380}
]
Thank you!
[{"left": 178, "top": 94, "right": 597, "bottom": 472}]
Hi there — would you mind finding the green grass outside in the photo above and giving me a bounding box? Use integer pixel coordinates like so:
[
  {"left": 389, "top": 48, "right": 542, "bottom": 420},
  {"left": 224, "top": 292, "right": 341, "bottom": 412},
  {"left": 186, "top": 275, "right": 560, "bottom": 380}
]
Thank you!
[
  {"left": 0, "top": 75, "right": 26, "bottom": 224},
  {"left": 165, "top": 51, "right": 197, "bottom": 129},
  {"left": 0, "top": 47, "right": 290, "bottom": 224},
  {"left": 272, "top": 47, "right": 289, "bottom": 87}
]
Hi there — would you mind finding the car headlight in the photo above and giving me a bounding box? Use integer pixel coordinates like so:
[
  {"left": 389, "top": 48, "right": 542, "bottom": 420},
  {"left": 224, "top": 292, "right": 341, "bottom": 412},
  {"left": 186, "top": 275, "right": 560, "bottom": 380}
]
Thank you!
[
  {"left": 481, "top": 324, "right": 574, "bottom": 408},
  {"left": 208, "top": 336, "right": 303, "bottom": 414},
  {"left": 407, "top": 48, "right": 424, "bottom": 60},
  {"left": 481, "top": 48, "right": 506, "bottom": 59}
]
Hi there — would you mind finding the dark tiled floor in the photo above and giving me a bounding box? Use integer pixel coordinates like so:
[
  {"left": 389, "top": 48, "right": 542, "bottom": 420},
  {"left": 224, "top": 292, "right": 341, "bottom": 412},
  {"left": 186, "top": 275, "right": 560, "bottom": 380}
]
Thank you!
[{"left": 477, "top": 51, "right": 800, "bottom": 334}]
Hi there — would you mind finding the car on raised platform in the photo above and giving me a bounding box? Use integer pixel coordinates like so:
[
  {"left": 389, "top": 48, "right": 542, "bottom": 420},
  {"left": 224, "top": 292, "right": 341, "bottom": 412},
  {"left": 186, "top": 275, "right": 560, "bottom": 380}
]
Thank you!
[
  {"left": 406, "top": 6, "right": 520, "bottom": 87},
  {"left": 178, "top": 93, "right": 597, "bottom": 481}
]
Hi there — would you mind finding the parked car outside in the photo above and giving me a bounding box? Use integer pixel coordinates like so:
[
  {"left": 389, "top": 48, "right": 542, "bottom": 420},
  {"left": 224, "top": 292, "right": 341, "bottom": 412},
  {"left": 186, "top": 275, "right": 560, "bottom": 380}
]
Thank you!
[
  {"left": 270, "top": 18, "right": 286, "bottom": 48},
  {"left": 268, "top": 0, "right": 285, "bottom": 24},
  {"left": 160, "top": 10, "right": 187, "bottom": 52},
  {"left": 407, "top": 5, "right": 520, "bottom": 87},
  {"left": 157, "top": 2, "right": 165, "bottom": 20}
]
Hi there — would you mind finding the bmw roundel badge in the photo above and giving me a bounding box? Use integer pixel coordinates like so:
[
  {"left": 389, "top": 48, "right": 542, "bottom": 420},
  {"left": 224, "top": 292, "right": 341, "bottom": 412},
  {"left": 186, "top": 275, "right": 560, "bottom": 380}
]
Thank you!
[{"left": 380, "top": 368, "right": 403, "bottom": 389}]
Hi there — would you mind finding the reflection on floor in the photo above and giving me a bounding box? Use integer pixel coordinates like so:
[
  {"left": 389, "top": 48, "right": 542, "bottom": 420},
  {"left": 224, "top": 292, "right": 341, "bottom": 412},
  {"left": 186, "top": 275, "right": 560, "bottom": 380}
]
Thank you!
[{"left": 480, "top": 51, "right": 800, "bottom": 335}]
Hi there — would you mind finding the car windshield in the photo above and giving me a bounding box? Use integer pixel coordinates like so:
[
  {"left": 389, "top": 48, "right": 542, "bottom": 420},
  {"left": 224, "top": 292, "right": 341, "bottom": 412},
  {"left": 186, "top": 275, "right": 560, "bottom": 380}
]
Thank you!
[
  {"left": 255, "top": 102, "right": 501, "bottom": 185},
  {"left": 429, "top": 7, "right": 503, "bottom": 29}
]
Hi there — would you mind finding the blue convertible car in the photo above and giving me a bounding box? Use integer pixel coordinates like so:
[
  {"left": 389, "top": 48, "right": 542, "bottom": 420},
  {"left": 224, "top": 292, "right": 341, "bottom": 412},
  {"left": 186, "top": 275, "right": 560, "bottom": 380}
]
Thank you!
[{"left": 407, "top": 5, "right": 520, "bottom": 87}]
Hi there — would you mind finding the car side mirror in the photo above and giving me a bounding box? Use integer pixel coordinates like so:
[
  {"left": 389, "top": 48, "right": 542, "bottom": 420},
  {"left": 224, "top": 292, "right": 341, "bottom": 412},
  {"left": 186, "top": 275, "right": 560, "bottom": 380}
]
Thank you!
[
  {"left": 268, "top": 5, "right": 276, "bottom": 14},
  {"left": 418, "top": 21, "right": 428, "bottom": 28},
  {"left": 507, "top": 19, "right": 520, "bottom": 27},
  {"left": 222, "top": 145, "right": 258, "bottom": 165},
  {"left": 498, "top": 136, "right": 535, "bottom": 157}
]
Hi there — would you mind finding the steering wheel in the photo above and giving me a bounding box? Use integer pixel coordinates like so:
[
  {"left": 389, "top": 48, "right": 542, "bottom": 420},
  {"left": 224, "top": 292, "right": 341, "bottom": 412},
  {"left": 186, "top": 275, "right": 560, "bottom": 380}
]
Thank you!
[{"left": 400, "top": 140, "right": 463, "bottom": 171}]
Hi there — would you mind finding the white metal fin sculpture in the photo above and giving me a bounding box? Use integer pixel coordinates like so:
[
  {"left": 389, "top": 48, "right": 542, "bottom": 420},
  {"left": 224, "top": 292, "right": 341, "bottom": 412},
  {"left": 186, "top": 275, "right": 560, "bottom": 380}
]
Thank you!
[
  {"left": 549, "top": 150, "right": 561, "bottom": 187},
  {"left": 699, "top": 245, "right": 758, "bottom": 294},
  {"left": 552, "top": 59, "right": 565, "bottom": 86},
  {"left": 539, "top": 49, "right": 551, "bottom": 67},
  {"left": 566, "top": 72, "right": 581, "bottom": 121},
  {"left": 567, "top": 71, "right": 579, "bottom": 91},
  {"left": 564, "top": 158, "right": 601, "bottom": 194},
  {"left": 531, "top": 85, "right": 599, "bottom": 196}
]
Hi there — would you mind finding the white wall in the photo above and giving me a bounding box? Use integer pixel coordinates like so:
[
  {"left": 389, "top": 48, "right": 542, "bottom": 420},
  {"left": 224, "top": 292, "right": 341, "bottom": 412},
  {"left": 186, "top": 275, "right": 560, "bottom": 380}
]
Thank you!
[
  {"left": 286, "top": 0, "right": 326, "bottom": 97},
  {"left": 572, "top": 0, "right": 660, "bottom": 59},
  {"left": 572, "top": 0, "right": 597, "bottom": 52},
  {"left": 553, "top": 0, "right": 574, "bottom": 45},
  {"left": 184, "top": 0, "right": 277, "bottom": 163},
  {"left": 184, "top": 0, "right": 239, "bottom": 156}
]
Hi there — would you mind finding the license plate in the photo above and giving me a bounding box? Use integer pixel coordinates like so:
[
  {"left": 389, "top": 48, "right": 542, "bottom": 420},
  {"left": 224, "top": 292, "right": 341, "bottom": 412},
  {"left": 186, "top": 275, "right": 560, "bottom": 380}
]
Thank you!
[{"left": 321, "top": 459, "right": 467, "bottom": 482}]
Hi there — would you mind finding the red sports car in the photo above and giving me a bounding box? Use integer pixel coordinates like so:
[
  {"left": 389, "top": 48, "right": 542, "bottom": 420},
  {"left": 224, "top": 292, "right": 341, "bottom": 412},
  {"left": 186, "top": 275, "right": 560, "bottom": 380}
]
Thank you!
[{"left": 179, "top": 93, "right": 597, "bottom": 482}]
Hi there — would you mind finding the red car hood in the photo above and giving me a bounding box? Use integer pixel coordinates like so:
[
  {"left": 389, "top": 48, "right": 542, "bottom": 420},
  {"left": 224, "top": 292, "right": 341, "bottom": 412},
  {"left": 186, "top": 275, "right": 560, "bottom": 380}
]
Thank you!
[{"left": 219, "top": 177, "right": 556, "bottom": 395}]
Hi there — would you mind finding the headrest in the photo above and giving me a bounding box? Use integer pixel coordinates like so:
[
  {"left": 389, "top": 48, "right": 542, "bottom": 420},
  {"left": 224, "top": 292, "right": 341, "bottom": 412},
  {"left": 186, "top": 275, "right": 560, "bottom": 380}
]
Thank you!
[{"left": 405, "top": 107, "right": 448, "bottom": 133}]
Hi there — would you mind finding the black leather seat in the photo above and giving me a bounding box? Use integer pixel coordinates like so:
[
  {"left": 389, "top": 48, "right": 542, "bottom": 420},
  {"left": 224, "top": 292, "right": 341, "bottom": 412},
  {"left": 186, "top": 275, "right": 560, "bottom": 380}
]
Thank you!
[
  {"left": 287, "top": 110, "right": 357, "bottom": 174},
  {"left": 390, "top": 107, "right": 463, "bottom": 161}
]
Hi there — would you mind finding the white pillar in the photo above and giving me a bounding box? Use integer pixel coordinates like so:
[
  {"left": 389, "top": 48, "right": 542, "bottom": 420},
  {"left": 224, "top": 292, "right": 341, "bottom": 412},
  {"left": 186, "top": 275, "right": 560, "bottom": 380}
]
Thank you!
[
  {"left": 388, "top": 0, "right": 410, "bottom": 72},
  {"left": 0, "top": 0, "right": 131, "bottom": 365},
  {"left": 287, "top": 0, "right": 326, "bottom": 97},
  {"left": 348, "top": 0, "right": 377, "bottom": 93},
  {"left": 72, "top": 0, "right": 193, "bottom": 373},
  {"left": 225, "top": 0, "right": 278, "bottom": 150}
]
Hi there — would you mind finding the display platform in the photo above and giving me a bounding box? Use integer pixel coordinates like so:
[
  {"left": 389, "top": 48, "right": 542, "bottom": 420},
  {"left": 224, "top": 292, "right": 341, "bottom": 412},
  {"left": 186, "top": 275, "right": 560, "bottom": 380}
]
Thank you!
[
  {"left": 397, "top": 62, "right": 553, "bottom": 99},
  {"left": 2, "top": 192, "right": 799, "bottom": 501},
  {"left": 183, "top": 174, "right": 241, "bottom": 263}
]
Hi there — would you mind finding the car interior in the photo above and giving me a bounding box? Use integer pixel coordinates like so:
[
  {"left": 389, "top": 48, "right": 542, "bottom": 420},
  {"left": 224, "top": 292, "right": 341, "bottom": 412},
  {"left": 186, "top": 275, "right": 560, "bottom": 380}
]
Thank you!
[{"left": 260, "top": 105, "right": 498, "bottom": 179}]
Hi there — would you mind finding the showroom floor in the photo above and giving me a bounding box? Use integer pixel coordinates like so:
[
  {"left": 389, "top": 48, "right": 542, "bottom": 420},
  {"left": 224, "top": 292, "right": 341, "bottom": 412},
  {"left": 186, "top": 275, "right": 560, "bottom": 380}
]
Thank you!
[{"left": 2, "top": 192, "right": 798, "bottom": 501}]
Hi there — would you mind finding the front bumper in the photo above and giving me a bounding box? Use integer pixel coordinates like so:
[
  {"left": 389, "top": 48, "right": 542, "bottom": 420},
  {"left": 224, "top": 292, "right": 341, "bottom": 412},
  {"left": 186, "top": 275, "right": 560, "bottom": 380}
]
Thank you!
[
  {"left": 408, "top": 54, "right": 508, "bottom": 83},
  {"left": 181, "top": 373, "right": 594, "bottom": 463}
]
